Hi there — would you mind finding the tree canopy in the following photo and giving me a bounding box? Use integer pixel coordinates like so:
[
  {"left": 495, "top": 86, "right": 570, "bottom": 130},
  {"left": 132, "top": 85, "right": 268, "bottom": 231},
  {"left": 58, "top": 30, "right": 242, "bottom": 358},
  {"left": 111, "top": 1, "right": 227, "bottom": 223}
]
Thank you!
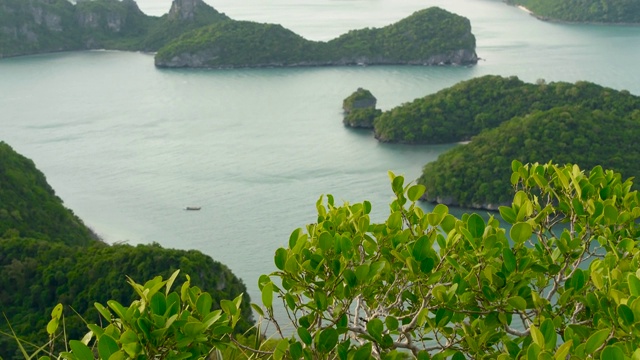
[
  {"left": 20, "top": 162, "right": 640, "bottom": 359},
  {"left": 154, "top": 7, "right": 478, "bottom": 68},
  {"left": 507, "top": 0, "right": 640, "bottom": 23}
]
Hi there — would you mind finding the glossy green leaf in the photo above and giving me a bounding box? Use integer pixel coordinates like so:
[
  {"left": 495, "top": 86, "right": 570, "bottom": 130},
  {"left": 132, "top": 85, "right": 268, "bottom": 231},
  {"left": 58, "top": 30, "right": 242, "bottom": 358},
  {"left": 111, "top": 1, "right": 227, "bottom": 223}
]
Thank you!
[
  {"left": 366, "top": 318, "right": 384, "bottom": 340},
  {"left": 317, "top": 327, "right": 339, "bottom": 353},
  {"left": 507, "top": 296, "right": 527, "bottom": 311},
  {"left": 601, "top": 345, "right": 625, "bottom": 360},
  {"left": 540, "top": 318, "right": 556, "bottom": 350},
  {"left": 530, "top": 325, "right": 544, "bottom": 348},
  {"left": 585, "top": 328, "right": 610, "bottom": 354},
  {"left": 467, "top": 213, "right": 485, "bottom": 238},
  {"left": 261, "top": 282, "right": 274, "bottom": 308},
  {"left": 503, "top": 248, "right": 517, "bottom": 273},
  {"left": 297, "top": 327, "right": 312, "bottom": 345},
  {"left": 554, "top": 340, "right": 572, "bottom": 360},
  {"left": 629, "top": 273, "right": 640, "bottom": 296},
  {"left": 98, "top": 334, "right": 119, "bottom": 360},
  {"left": 69, "top": 340, "right": 94, "bottom": 360},
  {"left": 510, "top": 222, "right": 532, "bottom": 244},
  {"left": 408, "top": 184, "right": 426, "bottom": 201},
  {"left": 499, "top": 206, "right": 517, "bottom": 224},
  {"left": 275, "top": 248, "right": 287, "bottom": 270},
  {"left": 618, "top": 304, "right": 635, "bottom": 325}
]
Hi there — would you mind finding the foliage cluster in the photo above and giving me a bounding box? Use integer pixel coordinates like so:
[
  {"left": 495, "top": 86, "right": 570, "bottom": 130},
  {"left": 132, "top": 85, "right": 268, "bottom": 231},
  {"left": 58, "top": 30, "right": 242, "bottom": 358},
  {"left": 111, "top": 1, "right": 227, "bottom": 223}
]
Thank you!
[
  {"left": 0, "top": 143, "right": 253, "bottom": 359},
  {"left": 372, "top": 75, "right": 640, "bottom": 144},
  {"left": 507, "top": 0, "right": 640, "bottom": 23},
  {"left": 154, "top": 7, "right": 477, "bottom": 68},
  {"left": 16, "top": 163, "right": 640, "bottom": 359}
]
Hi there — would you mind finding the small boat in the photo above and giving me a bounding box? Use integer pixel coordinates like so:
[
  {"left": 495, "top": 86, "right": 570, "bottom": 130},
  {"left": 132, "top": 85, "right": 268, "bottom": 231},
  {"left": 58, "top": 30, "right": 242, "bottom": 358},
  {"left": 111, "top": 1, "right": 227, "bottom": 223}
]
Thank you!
[{"left": 185, "top": 206, "right": 201, "bottom": 211}]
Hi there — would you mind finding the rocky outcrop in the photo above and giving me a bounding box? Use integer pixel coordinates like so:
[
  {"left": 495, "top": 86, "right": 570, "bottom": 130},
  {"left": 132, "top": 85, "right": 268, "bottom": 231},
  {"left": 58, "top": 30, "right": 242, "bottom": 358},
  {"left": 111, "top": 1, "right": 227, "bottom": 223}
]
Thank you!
[
  {"left": 342, "top": 88, "right": 381, "bottom": 129},
  {"left": 168, "top": 0, "right": 205, "bottom": 21}
]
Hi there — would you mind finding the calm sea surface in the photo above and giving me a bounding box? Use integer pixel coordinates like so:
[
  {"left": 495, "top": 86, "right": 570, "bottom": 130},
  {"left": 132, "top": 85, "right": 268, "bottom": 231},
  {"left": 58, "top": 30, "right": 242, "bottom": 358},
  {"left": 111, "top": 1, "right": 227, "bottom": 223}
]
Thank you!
[{"left": 2, "top": 0, "right": 640, "bottom": 304}]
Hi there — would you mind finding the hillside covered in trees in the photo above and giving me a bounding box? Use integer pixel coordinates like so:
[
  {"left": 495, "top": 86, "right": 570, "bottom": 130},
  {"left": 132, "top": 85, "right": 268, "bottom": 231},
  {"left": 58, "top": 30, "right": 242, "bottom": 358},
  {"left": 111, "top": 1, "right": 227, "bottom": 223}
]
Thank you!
[
  {"left": 0, "top": 142, "right": 252, "bottom": 359},
  {"left": 0, "top": 0, "right": 229, "bottom": 58},
  {"left": 506, "top": 0, "right": 640, "bottom": 23},
  {"left": 370, "top": 75, "right": 640, "bottom": 144},
  {"left": 0, "top": 0, "right": 478, "bottom": 68},
  {"left": 154, "top": 7, "right": 478, "bottom": 68}
]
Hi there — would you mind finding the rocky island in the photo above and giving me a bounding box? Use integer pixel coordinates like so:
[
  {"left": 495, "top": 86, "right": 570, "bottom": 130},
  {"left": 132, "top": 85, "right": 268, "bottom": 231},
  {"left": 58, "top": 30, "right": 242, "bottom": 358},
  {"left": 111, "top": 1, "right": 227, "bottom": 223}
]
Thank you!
[
  {"left": 154, "top": 6, "right": 478, "bottom": 68},
  {"left": 505, "top": 0, "right": 640, "bottom": 24},
  {"left": 0, "top": 0, "right": 478, "bottom": 69},
  {"left": 340, "top": 76, "right": 640, "bottom": 209},
  {"left": 342, "top": 88, "right": 381, "bottom": 128}
]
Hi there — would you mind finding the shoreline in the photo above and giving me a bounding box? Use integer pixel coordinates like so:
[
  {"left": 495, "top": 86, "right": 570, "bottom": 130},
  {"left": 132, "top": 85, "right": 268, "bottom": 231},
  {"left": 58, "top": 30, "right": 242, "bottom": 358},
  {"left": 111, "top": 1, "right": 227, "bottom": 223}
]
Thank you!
[{"left": 509, "top": 2, "right": 640, "bottom": 26}]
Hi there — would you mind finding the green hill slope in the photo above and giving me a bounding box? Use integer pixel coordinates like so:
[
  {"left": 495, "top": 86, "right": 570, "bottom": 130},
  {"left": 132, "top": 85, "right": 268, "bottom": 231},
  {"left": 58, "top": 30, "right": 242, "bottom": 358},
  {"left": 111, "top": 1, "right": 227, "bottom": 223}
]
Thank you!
[
  {"left": 0, "top": 142, "right": 253, "bottom": 358},
  {"left": 154, "top": 7, "right": 478, "bottom": 68},
  {"left": 0, "top": 142, "right": 95, "bottom": 245},
  {"left": 507, "top": 0, "right": 640, "bottom": 23},
  {"left": 372, "top": 75, "right": 640, "bottom": 144},
  {"left": 418, "top": 106, "right": 640, "bottom": 208}
]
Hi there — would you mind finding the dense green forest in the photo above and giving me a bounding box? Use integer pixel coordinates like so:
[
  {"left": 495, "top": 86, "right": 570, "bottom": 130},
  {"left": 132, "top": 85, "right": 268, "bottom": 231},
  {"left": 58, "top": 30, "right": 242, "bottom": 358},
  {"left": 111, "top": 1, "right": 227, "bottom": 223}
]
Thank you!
[
  {"left": 506, "top": 0, "right": 640, "bottom": 23},
  {"left": 0, "top": 0, "right": 228, "bottom": 58},
  {"left": 154, "top": 7, "right": 478, "bottom": 68},
  {"left": 372, "top": 75, "right": 640, "bottom": 144},
  {"left": 0, "top": 0, "right": 477, "bottom": 69},
  {"left": 0, "top": 142, "right": 252, "bottom": 359},
  {"left": 418, "top": 105, "right": 640, "bottom": 207}
]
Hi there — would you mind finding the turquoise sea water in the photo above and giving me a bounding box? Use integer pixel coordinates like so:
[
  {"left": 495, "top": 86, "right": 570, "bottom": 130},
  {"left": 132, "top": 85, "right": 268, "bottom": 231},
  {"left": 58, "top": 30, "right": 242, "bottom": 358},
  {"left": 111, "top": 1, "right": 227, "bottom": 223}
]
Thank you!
[{"left": 1, "top": 0, "right": 640, "bottom": 304}]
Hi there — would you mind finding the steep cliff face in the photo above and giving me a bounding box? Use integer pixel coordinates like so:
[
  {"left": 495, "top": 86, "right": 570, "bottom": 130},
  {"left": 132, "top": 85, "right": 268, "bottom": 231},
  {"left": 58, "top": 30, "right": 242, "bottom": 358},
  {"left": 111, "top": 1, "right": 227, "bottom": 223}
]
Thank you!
[{"left": 168, "top": 0, "right": 203, "bottom": 21}]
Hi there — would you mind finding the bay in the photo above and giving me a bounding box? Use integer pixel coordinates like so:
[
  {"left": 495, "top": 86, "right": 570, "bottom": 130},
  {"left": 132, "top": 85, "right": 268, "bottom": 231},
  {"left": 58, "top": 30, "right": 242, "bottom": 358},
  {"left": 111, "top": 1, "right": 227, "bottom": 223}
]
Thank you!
[{"left": 1, "top": 0, "right": 640, "bottom": 306}]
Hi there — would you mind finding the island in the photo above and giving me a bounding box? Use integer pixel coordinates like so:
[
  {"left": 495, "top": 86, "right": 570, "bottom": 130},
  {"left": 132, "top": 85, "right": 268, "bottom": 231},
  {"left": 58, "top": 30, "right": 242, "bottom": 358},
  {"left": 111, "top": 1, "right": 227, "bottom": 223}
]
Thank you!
[
  {"left": 340, "top": 76, "right": 640, "bottom": 209},
  {"left": 0, "top": 141, "right": 253, "bottom": 357},
  {"left": 342, "top": 88, "right": 381, "bottom": 128},
  {"left": 154, "top": 6, "right": 478, "bottom": 68},
  {"left": 0, "top": 0, "right": 478, "bottom": 68},
  {"left": 505, "top": 0, "right": 640, "bottom": 24}
]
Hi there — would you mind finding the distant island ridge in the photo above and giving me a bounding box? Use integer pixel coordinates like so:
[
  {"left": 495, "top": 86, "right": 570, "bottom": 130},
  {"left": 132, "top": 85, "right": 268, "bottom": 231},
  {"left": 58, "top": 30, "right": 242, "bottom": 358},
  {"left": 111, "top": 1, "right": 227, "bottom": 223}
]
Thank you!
[
  {"left": 0, "top": 0, "right": 478, "bottom": 68},
  {"left": 504, "top": 0, "right": 640, "bottom": 24}
]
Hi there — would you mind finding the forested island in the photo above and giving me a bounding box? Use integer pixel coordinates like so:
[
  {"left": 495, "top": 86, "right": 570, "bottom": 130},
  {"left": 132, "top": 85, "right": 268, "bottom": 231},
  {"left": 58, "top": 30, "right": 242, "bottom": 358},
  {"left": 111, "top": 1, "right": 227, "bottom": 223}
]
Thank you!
[
  {"left": 505, "top": 0, "right": 640, "bottom": 24},
  {"left": 342, "top": 76, "right": 640, "bottom": 209},
  {"left": 0, "top": 142, "right": 253, "bottom": 359},
  {"left": 0, "top": 0, "right": 478, "bottom": 68},
  {"left": 154, "top": 7, "right": 478, "bottom": 68}
]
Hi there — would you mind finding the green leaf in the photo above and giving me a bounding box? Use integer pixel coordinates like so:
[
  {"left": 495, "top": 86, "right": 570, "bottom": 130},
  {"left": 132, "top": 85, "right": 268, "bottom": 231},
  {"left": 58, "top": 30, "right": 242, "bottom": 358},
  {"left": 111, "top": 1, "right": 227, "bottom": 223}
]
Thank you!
[
  {"left": 601, "top": 345, "right": 625, "bottom": 360},
  {"left": 262, "top": 282, "right": 274, "bottom": 308},
  {"left": 385, "top": 316, "right": 399, "bottom": 331},
  {"left": 274, "top": 339, "right": 289, "bottom": 360},
  {"left": 356, "top": 264, "right": 370, "bottom": 283},
  {"left": 69, "top": 340, "right": 94, "bottom": 360},
  {"left": 502, "top": 248, "right": 517, "bottom": 273},
  {"left": 467, "top": 213, "right": 485, "bottom": 238},
  {"left": 540, "top": 318, "right": 556, "bottom": 350},
  {"left": 366, "top": 318, "right": 384, "bottom": 340},
  {"left": 196, "top": 292, "right": 213, "bottom": 316},
  {"left": 165, "top": 269, "right": 180, "bottom": 295},
  {"left": 629, "top": 273, "right": 640, "bottom": 296},
  {"left": 274, "top": 248, "right": 287, "bottom": 270},
  {"left": 507, "top": 296, "right": 527, "bottom": 311},
  {"left": 412, "top": 236, "right": 430, "bottom": 261},
  {"left": 407, "top": 184, "right": 426, "bottom": 201},
  {"left": 46, "top": 318, "right": 59, "bottom": 336},
  {"left": 354, "top": 343, "right": 373, "bottom": 360},
  {"left": 510, "top": 222, "right": 532, "bottom": 244},
  {"left": 94, "top": 303, "right": 112, "bottom": 322},
  {"left": 554, "top": 340, "right": 572, "bottom": 360},
  {"left": 98, "top": 334, "right": 119, "bottom": 360},
  {"left": 499, "top": 206, "right": 517, "bottom": 224},
  {"left": 530, "top": 325, "right": 544, "bottom": 348},
  {"left": 297, "top": 327, "right": 312, "bottom": 345},
  {"left": 317, "top": 328, "right": 339, "bottom": 353},
  {"left": 585, "top": 328, "right": 610, "bottom": 354},
  {"left": 618, "top": 304, "right": 635, "bottom": 326}
]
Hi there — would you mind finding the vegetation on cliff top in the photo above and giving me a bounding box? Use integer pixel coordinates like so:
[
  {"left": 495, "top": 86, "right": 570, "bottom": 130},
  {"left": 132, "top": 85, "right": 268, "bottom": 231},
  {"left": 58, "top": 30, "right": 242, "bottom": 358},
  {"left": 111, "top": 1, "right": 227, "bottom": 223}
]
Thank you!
[
  {"left": 0, "top": 142, "right": 252, "bottom": 359},
  {"left": 507, "top": 0, "right": 640, "bottom": 23},
  {"left": 0, "top": 0, "right": 228, "bottom": 58},
  {"left": 342, "top": 88, "right": 380, "bottom": 128},
  {"left": 154, "top": 7, "right": 478, "bottom": 68}
]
